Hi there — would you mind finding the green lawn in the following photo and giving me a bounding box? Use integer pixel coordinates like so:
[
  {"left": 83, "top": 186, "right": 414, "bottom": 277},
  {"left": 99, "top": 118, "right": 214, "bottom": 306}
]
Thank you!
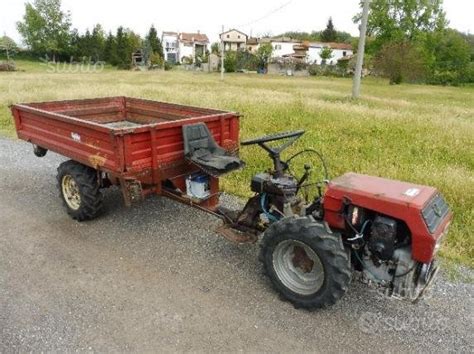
[{"left": 1, "top": 60, "right": 473, "bottom": 266}]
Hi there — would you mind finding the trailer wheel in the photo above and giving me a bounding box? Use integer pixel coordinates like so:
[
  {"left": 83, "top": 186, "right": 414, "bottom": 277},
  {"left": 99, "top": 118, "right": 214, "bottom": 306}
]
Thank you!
[
  {"left": 259, "top": 216, "right": 351, "bottom": 310},
  {"left": 57, "top": 160, "right": 103, "bottom": 221}
]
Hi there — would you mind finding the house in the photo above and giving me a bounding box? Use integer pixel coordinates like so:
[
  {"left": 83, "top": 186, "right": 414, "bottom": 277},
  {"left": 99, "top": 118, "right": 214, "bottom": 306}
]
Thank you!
[
  {"left": 307, "top": 42, "right": 353, "bottom": 65},
  {"left": 262, "top": 37, "right": 353, "bottom": 65},
  {"left": 162, "top": 32, "right": 179, "bottom": 63},
  {"left": 220, "top": 29, "right": 248, "bottom": 51},
  {"left": 261, "top": 37, "right": 302, "bottom": 58},
  {"left": 162, "top": 31, "right": 209, "bottom": 64},
  {"left": 246, "top": 37, "right": 259, "bottom": 53}
]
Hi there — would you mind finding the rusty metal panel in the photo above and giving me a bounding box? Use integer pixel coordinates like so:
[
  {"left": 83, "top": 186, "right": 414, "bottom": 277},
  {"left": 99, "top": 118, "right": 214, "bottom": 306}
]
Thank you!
[
  {"left": 14, "top": 108, "right": 120, "bottom": 171},
  {"left": 11, "top": 97, "right": 240, "bottom": 193}
]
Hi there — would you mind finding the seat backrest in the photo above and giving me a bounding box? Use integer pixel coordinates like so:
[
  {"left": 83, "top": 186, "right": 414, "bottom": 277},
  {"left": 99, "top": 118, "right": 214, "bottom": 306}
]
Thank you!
[{"left": 182, "top": 123, "right": 219, "bottom": 156}]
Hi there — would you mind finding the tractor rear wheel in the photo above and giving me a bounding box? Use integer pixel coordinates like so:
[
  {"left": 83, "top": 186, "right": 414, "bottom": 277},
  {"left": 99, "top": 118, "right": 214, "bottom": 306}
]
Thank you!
[
  {"left": 57, "top": 160, "right": 103, "bottom": 221},
  {"left": 259, "top": 216, "right": 351, "bottom": 310}
]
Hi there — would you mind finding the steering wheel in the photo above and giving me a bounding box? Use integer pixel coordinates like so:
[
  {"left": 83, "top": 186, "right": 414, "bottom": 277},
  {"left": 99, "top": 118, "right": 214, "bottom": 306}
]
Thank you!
[
  {"left": 241, "top": 130, "right": 305, "bottom": 177},
  {"left": 241, "top": 130, "right": 305, "bottom": 146}
]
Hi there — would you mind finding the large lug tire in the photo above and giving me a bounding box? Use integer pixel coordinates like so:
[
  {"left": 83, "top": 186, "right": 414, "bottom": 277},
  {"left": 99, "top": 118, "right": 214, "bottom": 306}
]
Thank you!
[
  {"left": 259, "top": 216, "right": 351, "bottom": 310},
  {"left": 57, "top": 160, "right": 103, "bottom": 221}
]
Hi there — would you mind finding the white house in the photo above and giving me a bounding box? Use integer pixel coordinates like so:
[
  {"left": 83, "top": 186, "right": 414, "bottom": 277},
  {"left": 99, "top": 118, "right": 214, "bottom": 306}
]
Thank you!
[
  {"left": 162, "top": 32, "right": 179, "bottom": 63},
  {"left": 260, "top": 37, "right": 300, "bottom": 58},
  {"left": 307, "top": 42, "right": 353, "bottom": 65},
  {"left": 259, "top": 38, "right": 353, "bottom": 65},
  {"left": 162, "top": 31, "right": 209, "bottom": 64}
]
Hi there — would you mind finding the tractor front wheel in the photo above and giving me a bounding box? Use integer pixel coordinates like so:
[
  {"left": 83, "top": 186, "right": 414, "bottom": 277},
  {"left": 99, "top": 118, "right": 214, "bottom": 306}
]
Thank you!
[
  {"left": 259, "top": 216, "right": 351, "bottom": 310},
  {"left": 57, "top": 160, "right": 103, "bottom": 221}
]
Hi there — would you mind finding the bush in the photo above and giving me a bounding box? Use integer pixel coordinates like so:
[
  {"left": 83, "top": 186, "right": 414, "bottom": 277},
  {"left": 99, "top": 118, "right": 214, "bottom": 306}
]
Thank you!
[
  {"left": 164, "top": 61, "right": 173, "bottom": 71},
  {"left": 236, "top": 51, "right": 259, "bottom": 71},
  {"left": 182, "top": 55, "right": 193, "bottom": 65},
  {"left": 374, "top": 41, "right": 429, "bottom": 84},
  {"left": 427, "top": 70, "right": 461, "bottom": 86},
  {"left": 0, "top": 62, "right": 16, "bottom": 71},
  {"left": 308, "top": 64, "right": 348, "bottom": 77},
  {"left": 224, "top": 51, "right": 237, "bottom": 72},
  {"left": 149, "top": 52, "right": 164, "bottom": 68},
  {"left": 425, "top": 29, "right": 473, "bottom": 85},
  {"left": 462, "top": 62, "right": 474, "bottom": 83}
]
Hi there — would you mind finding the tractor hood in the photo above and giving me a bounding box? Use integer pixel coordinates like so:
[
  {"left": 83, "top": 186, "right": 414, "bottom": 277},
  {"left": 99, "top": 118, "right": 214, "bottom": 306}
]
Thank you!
[
  {"left": 327, "top": 172, "right": 437, "bottom": 210},
  {"left": 323, "top": 173, "right": 452, "bottom": 263}
]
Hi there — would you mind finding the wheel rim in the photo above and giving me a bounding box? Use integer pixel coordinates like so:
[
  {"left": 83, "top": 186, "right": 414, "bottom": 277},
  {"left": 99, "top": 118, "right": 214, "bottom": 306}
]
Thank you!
[
  {"left": 61, "top": 175, "right": 81, "bottom": 210},
  {"left": 272, "top": 240, "right": 325, "bottom": 295}
]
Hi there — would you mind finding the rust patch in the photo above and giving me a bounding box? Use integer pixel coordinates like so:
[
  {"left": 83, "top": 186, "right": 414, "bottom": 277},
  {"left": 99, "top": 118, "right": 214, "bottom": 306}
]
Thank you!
[
  {"left": 89, "top": 153, "right": 107, "bottom": 167},
  {"left": 292, "top": 246, "right": 314, "bottom": 273},
  {"left": 84, "top": 138, "right": 100, "bottom": 149}
]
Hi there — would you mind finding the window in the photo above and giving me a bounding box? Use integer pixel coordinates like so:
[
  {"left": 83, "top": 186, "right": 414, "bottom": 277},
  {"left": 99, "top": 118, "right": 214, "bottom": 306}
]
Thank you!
[
  {"left": 227, "top": 34, "right": 230, "bottom": 38},
  {"left": 238, "top": 35, "right": 240, "bottom": 39},
  {"left": 274, "top": 44, "right": 281, "bottom": 50},
  {"left": 343, "top": 51, "right": 347, "bottom": 56}
]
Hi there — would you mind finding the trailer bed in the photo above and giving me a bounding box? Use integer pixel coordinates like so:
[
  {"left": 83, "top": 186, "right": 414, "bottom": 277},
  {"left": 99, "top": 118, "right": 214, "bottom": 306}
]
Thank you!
[{"left": 12, "top": 96, "right": 241, "bottom": 208}]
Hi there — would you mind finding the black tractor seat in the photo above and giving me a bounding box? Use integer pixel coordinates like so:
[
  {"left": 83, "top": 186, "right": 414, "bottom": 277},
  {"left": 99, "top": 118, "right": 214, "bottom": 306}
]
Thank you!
[{"left": 182, "top": 123, "right": 245, "bottom": 176}]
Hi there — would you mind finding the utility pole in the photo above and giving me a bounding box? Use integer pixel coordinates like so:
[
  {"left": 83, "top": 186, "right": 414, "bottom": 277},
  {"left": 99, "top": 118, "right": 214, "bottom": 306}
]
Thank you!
[
  {"left": 220, "top": 25, "right": 225, "bottom": 81},
  {"left": 352, "top": 0, "right": 370, "bottom": 99}
]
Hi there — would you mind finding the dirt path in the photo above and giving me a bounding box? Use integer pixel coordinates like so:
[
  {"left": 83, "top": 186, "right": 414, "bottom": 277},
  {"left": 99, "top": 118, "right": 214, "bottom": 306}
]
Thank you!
[{"left": 0, "top": 137, "right": 472, "bottom": 352}]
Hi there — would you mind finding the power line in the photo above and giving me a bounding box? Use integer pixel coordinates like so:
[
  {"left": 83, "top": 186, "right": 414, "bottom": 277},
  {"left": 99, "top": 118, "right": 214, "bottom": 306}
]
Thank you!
[{"left": 238, "top": 0, "right": 295, "bottom": 28}]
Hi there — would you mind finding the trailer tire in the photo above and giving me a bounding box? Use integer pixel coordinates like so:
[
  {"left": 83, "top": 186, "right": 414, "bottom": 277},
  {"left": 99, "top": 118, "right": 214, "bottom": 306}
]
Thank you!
[
  {"left": 57, "top": 160, "right": 103, "bottom": 221},
  {"left": 259, "top": 216, "right": 351, "bottom": 310}
]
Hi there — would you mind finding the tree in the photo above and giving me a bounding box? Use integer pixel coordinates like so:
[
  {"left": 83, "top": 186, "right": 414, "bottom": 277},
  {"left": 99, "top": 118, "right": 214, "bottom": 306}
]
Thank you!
[
  {"left": 335, "top": 31, "right": 353, "bottom": 43},
  {"left": 114, "top": 27, "right": 129, "bottom": 68},
  {"left": 90, "top": 24, "right": 105, "bottom": 62},
  {"left": 146, "top": 25, "right": 163, "bottom": 58},
  {"left": 114, "top": 27, "right": 142, "bottom": 69},
  {"left": 426, "top": 29, "right": 472, "bottom": 84},
  {"left": 430, "top": 29, "right": 470, "bottom": 72},
  {"left": 277, "top": 30, "right": 354, "bottom": 43},
  {"left": 0, "top": 35, "right": 18, "bottom": 61},
  {"left": 256, "top": 42, "right": 273, "bottom": 70},
  {"left": 458, "top": 31, "right": 474, "bottom": 61},
  {"left": 78, "top": 29, "right": 92, "bottom": 59},
  {"left": 103, "top": 31, "right": 116, "bottom": 64},
  {"left": 278, "top": 31, "right": 321, "bottom": 42},
  {"left": 356, "top": 0, "right": 447, "bottom": 51},
  {"left": 68, "top": 28, "right": 81, "bottom": 59},
  {"left": 17, "top": 0, "right": 71, "bottom": 60},
  {"left": 321, "top": 17, "right": 337, "bottom": 42},
  {"left": 374, "top": 41, "right": 429, "bottom": 84},
  {"left": 210, "top": 42, "right": 220, "bottom": 54},
  {"left": 320, "top": 47, "right": 333, "bottom": 65}
]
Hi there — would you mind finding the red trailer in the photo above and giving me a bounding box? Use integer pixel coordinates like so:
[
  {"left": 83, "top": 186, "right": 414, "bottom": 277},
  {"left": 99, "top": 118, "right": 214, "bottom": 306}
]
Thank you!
[
  {"left": 11, "top": 96, "right": 241, "bottom": 212},
  {"left": 11, "top": 96, "right": 451, "bottom": 310}
]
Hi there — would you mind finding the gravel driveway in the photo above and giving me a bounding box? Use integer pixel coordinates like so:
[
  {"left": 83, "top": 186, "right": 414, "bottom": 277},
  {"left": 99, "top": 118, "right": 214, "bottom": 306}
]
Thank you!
[{"left": 0, "top": 137, "right": 472, "bottom": 352}]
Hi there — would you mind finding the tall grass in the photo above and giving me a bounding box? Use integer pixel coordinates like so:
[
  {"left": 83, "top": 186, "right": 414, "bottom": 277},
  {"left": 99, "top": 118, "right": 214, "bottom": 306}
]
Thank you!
[{"left": 1, "top": 61, "right": 473, "bottom": 266}]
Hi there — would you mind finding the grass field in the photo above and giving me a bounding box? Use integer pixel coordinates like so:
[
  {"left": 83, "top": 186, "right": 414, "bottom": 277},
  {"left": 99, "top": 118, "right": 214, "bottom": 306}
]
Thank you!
[{"left": 1, "top": 60, "right": 473, "bottom": 266}]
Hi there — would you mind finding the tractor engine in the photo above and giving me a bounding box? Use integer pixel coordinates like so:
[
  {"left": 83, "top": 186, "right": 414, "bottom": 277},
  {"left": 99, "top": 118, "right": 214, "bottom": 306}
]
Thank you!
[
  {"left": 348, "top": 210, "right": 422, "bottom": 299},
  {"left": 323, "top": 173, "right": 450, "bottom": 301},
  {"left": 251, "top": 173, "right": 299, "bottom": 209},
  {"left": 367, "top": 215, "right": 398, "bottom": 261}
]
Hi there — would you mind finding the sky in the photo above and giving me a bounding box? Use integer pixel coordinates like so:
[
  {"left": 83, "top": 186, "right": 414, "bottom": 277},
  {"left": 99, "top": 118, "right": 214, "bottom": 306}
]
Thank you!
[{"left": 1, "top": 0, "right": 473, "bottom": 45}]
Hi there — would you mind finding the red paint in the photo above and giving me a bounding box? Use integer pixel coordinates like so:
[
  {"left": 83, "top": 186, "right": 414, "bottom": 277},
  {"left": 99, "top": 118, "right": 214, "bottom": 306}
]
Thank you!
[
  {"left": 323, "top": 173, "right": 452, "bottom": 263},
  {"left": 11, "top": 96, "right": 241, "bottom": 210}
]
